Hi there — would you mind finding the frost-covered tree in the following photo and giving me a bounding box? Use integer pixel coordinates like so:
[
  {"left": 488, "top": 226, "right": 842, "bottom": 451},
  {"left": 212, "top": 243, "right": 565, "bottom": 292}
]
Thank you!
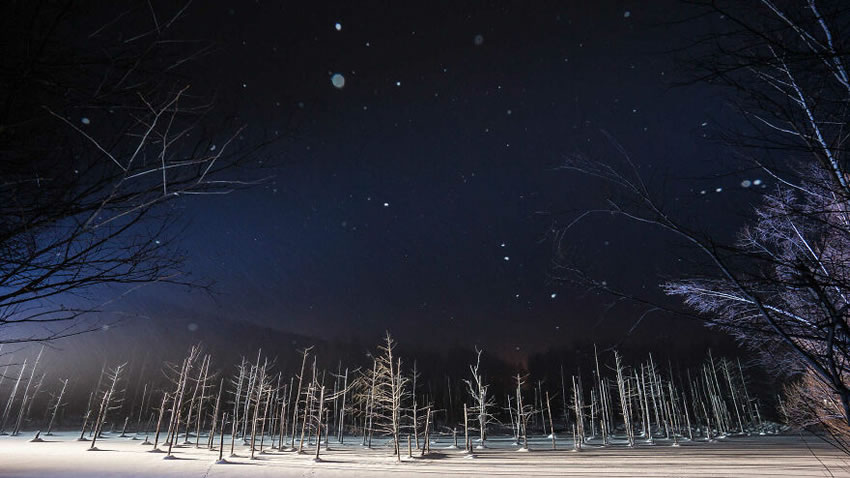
[
  {"left": 513, "top": 373, "right": 535, "bottom": 451},
  {"left": 463, "top": 348, "right": 497, "bottom": 448},
  {"left": 556, "top": 0, "right": 850, "bottom": 450},
  {"left": 89, "top": 362, "right": 127, "bottom": 451},
  {"left": 366, "top": 332, "right": 408, "bottom": 460},
  {"left": 664, "top": 166, "right": 850, "bottom": 436}
]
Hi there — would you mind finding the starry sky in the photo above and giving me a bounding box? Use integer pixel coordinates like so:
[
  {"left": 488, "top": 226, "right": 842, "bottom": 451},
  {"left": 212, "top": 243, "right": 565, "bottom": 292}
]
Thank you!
[{"left": 113, "top": 1, "right": 760, "bottom": 357}]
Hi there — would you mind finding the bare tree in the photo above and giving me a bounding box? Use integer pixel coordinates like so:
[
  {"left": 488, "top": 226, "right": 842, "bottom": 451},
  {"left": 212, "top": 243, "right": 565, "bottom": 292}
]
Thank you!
[
  {"left": 289, "top": 347, "right": 313, "bottom": 450},
  {"left": 45, "top": 378, "right": 69, "bottom": 436},
  {"left": 463, "top": 348, "right": 497, "bottom": 449},
  {"left": 89, "top": 362, "right": 127, "bottom": 451},
  {"left": 0, "top": 359, "right": 27, "bottom": 434},
  {"left": 680, "top": 0, "right": 850, "bottom": 437},
  {"left": 554, "top": 1, "right": 850, "bottom": 449},
  {"left": 367, "top": 332, "right": 408, "bottom": 460},
  {"left": 0, "top": 1, "right": 268, "bottom": 344},
  {"left": 614, "top": 351, "right": 636, "bottom": 447},
  {"left": 229, "top": 358, "right": 246, "bottom": 456},
  {"left": 513, "top": 373, "right": 534, "bottom": 451},
  {"left": 163, "top": 345, "right": 201, "bottom": 457},
  {"left": 9, "top": 346, "right": 43, "bottom": 436}
]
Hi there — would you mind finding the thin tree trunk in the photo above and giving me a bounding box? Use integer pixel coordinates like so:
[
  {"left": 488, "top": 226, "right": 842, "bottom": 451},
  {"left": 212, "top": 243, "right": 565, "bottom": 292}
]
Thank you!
[
  {"left": 46, "top": 379, "right": 68, "bottom": 436},
  {"left": 314, "top": 385, "right": 325, "bottom": 461}
]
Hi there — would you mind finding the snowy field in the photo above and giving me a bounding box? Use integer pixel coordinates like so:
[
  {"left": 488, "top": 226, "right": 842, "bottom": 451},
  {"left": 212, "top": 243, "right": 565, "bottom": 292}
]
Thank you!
[{"left": 1, "top": 432, "right": 848, "bottom": 477}]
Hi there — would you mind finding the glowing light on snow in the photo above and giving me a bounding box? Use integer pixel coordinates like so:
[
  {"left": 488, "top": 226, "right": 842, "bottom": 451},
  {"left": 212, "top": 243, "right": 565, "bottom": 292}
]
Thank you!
[
  {"left": 80, "top": 117, "right": 90, "bottom": 125},
  {"left": 335, "top": 22, "right": 342, "bottom": 31},
  {"left": 331, "top": 73, "right": 345, "bottom": 89},
  {"left": 474, "top": 34, "right": 484, "bottom": 46},
  {"left": 741, "top": 180, "right": 752, "bottom": 188}
]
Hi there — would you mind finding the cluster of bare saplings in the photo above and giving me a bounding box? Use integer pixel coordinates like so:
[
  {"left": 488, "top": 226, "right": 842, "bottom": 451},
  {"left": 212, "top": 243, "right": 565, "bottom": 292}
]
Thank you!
[{"left": 0, "top": 334, "right": 781, "bottom": 463}]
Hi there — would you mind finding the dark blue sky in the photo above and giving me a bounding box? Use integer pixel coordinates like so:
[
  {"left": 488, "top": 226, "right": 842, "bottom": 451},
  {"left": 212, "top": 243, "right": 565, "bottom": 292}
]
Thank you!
[{"left": 113, "top": 1, "right": 755, "bottom": 356}]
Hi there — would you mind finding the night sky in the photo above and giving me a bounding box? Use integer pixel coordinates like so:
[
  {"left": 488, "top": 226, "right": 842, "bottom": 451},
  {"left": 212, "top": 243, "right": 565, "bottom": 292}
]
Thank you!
[{"left": 110, "top": 1, "right": 754, "bottom": 357}]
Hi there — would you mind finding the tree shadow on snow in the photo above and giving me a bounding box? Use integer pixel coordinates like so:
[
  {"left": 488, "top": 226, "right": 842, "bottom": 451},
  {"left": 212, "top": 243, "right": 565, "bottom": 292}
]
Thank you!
[
  {"left": 413, "top": 452, "right": 449, "bottom": 460},
  {"left": 215, "top": 459, "right": 261, "bottom": 466},
  {"left": 162, "top": 454, "right": 196, "bottom": 461}
]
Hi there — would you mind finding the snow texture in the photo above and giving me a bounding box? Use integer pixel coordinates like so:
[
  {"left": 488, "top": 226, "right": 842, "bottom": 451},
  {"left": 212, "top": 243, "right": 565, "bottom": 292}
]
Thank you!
[{"left": 0, "top": 432, "right": 844, "bottom": 477}]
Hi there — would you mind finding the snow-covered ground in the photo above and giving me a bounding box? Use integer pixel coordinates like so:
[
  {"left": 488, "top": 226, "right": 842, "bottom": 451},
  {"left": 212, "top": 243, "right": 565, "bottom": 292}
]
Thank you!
[{"left": 1, "top": 432, "right": 847, "bottom": 477}]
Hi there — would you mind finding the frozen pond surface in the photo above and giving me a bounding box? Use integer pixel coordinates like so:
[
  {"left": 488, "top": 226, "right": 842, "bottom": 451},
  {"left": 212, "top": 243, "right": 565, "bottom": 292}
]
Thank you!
[{"left": 1, "top": 432, "right": 848, "bottom": 477}]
